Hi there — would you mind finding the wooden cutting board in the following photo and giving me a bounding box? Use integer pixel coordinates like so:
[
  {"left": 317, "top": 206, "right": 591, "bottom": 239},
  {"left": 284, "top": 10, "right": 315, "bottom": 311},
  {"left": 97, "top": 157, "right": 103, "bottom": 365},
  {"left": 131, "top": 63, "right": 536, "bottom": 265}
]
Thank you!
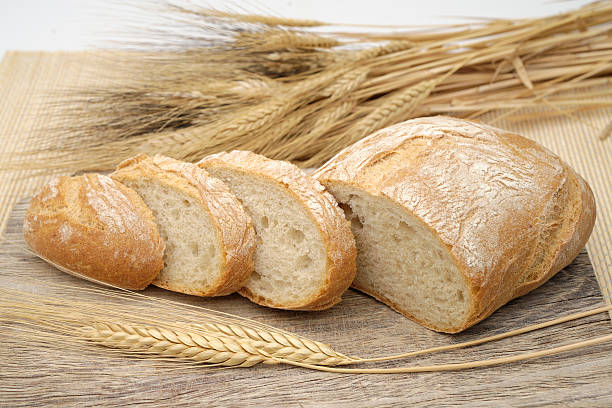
[{"left": 1, "top": 198, "right": 611, "bottom": 407}]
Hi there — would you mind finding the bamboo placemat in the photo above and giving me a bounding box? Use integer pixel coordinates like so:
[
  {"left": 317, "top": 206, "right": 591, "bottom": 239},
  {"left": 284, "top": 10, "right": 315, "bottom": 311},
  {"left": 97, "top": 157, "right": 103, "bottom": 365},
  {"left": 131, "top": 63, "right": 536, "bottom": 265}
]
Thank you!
[{"left": 0, "top": 50, "right": 611, "bottom": 309}]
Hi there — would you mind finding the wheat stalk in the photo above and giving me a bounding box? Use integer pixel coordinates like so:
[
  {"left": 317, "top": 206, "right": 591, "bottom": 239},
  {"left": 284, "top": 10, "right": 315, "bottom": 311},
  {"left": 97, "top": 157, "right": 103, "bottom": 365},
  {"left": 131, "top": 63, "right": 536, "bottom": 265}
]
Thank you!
[
  {"left": 302, "top": 100, "right": 358, "bottom": 141},
  {"left": 238, "top": 30, "right": 341, "bottom": 50},
  {"left": 283, "top": 334, "right": 612, "bottom": 374},
  {"left": 352, "top": 40, "right": 415, "bottom": 61},
  {"left": 1, "top": 2, "right": 611, "bottom": 173},
  {"left": 2, "top": 284, "right": 611, "bottom": 373},
  {"left": 351, "top": 78, "right": 440, "bottom": 138},
  {"left": 79, "top": 305, "right": 612, "bottom": 372},
  {"left": 215, "top": 67, "right": 350, "bottom": 137},
  {"left": 320, "top": 67, "right": 370, "bottom": 99},
  {"left": 81, "top": 322, "right": 357, "bottom": 367},
  {"left": 81, "top": 322, "right": 268, "bottom": 367},
  {"left": 191, "top": 9, "right": 326, "bottom": 27}
]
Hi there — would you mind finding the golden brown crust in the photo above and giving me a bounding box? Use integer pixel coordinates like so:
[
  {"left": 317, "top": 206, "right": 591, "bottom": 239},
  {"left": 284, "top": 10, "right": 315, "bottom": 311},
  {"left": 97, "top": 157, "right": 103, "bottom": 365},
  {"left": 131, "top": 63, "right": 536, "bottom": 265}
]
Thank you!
[
  {"left": 23, "top": 174, "right": 165, "bottom": 290},
  {"left": 112, "top": 154, "right": 256, "bottom": 296},
  {"left": 315, "top": 116, "right": 596, "bottom": 332},
  {"left": 198, "top": 150, "right": 357, "bottom": 310},
  {"left": 237, "top": 286, "right": 343, "bottom": 311}
]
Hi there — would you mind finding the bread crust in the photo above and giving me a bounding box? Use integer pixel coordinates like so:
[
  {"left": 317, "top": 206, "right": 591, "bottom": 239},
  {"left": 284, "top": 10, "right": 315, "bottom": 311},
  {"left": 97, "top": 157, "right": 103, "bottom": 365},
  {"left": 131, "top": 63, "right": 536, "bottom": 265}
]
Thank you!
[
  {"left": 315, "top": 116, "right": 596, "bottom": 332},
  {"left": 198, "top": 150, "right": 357, "bottom": 311},
  {"left": 24, "top": 174, "right": 165, "bottom": 290},
  {"left": 112, "top": 154, "right": 256, "bottom": 296}
]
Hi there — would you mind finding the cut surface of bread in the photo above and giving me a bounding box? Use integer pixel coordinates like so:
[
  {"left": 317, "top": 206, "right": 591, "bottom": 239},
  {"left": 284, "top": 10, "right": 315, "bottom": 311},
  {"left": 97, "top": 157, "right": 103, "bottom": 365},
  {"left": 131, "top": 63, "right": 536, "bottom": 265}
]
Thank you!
[
  {"left": 112, "top": 154, "right": 255, "bottom": 296},
  {"left": 198, "top": 150, "right": 356, "bottom": 310},
  {"left": 330, "top": 186, "right": 469, "bottom": 328},
  {"left": 315, "top": 116, "right": 596, "bottom": 333},
  {"left": 24, "top": 174, "right": 165, "bottom": 290}
]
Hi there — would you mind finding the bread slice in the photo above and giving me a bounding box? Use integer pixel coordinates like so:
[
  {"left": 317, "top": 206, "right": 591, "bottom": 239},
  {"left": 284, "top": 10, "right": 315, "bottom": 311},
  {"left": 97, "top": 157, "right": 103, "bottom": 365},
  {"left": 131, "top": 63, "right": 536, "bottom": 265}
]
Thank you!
[
  {"left": 111, "top": 154, "right": 256, "bottom": 296},
  {"left": 198, "top": 150, "right": 357, "bottom": 310},
  {"left": 24, "top": 174, "right": 165, "bottom": 290},
  {"left": 315, "top": 116, "right": 596, "bottom": 333}
]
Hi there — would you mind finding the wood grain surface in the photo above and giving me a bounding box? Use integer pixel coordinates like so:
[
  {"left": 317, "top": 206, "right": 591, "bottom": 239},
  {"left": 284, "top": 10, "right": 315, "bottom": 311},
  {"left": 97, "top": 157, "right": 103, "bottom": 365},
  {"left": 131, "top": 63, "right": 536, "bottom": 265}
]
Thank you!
[{"left": 0, "top": 199, "right": 611, "bottom": 407}]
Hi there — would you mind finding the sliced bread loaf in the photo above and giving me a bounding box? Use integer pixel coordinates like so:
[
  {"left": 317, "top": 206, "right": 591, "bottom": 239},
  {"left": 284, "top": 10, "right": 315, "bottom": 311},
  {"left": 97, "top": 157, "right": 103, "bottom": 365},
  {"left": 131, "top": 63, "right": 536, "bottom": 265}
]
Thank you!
[
  {"left": 111, "top": 154, "right": 256, "bottom": 296},
  {"left": 24, "top": 174, "right": 165, "bottom": 290},
  {"left": 198, "top": 150, "right": 357, "bottom": 310},
  {"left": 315, "top": 116, "right": 596, "bottom": 333}
]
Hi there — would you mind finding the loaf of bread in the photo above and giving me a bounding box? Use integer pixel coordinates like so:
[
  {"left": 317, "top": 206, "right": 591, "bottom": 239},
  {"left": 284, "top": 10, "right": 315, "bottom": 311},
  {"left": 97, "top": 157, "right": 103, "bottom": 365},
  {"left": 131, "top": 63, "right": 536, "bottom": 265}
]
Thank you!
[
  {"left": 24, "top": 174, "right": 165, "bottom": 289},
  {"left": 112, "top": 154, "right": 256, "bottom": 297},
  {"left": 198, "top": 150, "right": 357, "bottom": 310},
  {"left": 315, "top": 116, "right": 596, "bottom": 333}
]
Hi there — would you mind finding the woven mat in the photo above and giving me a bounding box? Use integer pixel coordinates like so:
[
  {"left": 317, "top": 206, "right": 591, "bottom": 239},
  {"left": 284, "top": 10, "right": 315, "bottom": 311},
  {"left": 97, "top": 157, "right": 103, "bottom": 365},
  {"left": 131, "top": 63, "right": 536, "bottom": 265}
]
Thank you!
[{"left": 1, "top": 50, "right": 611, "bottom": 307}]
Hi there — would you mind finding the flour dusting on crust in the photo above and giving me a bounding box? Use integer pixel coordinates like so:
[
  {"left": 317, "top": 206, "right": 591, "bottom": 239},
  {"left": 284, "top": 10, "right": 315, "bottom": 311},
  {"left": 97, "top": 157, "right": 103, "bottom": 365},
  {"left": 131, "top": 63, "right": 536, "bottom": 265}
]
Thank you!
[
  {"left": 316, "top": 116, "right": 567, "bottom": 286},
  {"left": 58, "top": 223, "right": 73, "bottom": 243},
  {"left": 84, "top": 174, "right": 149, "bottom": 241}
]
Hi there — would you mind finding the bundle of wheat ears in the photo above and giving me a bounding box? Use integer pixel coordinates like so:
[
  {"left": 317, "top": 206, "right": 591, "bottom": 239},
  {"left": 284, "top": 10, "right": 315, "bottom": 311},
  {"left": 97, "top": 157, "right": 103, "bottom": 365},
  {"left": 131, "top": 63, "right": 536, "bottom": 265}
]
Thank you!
[
  {"left": 2, "top": 1, "right": 611, "bottom": 173},
  {"left": 1, "top": 282, "right": 611, "bottom": 374}
]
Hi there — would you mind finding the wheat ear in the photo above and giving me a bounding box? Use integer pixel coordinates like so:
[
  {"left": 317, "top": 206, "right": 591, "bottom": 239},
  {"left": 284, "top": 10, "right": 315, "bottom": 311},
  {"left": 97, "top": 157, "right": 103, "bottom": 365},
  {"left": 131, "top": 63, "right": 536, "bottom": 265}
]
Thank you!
[
  {"left": 81, "top": 322, "right": 268, "bottom": 367},
  {"left": 298, "top": 100, "right": 359, "bottom": 145},
  {"left": 81, "top": 322, "right": 357, "bottom": 367},
  {"left": 327, "top": 77, "right": 439, "bottom": 154},
  {"left": 345, "top": 56, "right": 470, "bottom": 145},
  {"left": 193, "top": 9, "right": 325, "bottom": 27},
  {"left": 259, "top": 30, "right": 341, "bottom": 50},
  {"left": 213, "top": 67, "right": 350, "bottom": 139},
  {"left": 220, "top": 97, "right": 292, "bottom": 135},
  {"left": 352, "top": 78, "right": 438, "bottom": 137},
  {"left": 353, "top": 40, "right": 415, "bottom": 61},
  {"left": 193, "top": 322, "right": 358, "bottom": 366},
  {"left": 319, "top": 67, "right": 370, "bottom": 99}
]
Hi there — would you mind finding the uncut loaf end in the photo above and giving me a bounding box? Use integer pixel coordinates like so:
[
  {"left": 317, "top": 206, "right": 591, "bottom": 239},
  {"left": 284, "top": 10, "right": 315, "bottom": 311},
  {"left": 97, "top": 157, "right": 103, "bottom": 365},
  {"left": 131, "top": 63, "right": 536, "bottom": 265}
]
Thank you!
[{"left": 24, "top": 174, "right": 165, "bottom": 290}]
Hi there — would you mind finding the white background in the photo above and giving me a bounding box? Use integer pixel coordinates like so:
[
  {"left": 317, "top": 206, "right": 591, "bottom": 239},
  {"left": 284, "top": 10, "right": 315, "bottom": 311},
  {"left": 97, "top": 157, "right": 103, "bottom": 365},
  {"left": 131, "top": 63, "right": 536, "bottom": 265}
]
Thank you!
[{"left": 0, "top": 0, "right": 594, "bottom": 58}]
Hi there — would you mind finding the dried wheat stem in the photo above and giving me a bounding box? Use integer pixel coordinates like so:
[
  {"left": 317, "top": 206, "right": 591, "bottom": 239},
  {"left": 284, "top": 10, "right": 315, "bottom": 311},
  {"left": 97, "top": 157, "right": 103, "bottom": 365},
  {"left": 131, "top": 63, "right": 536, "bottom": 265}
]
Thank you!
[
  {"left": 281, "top": 334, "right": 612, "bottom": 374},
  {"left": 4, "top": 284, "right": 612, "bottom": 374},
  {"left": 358, "top": 305, "right": 612, "bottom": 363},
  {"left": 4, "top": 2, "right": 612, "bottom": 173},
  {"left": 511, "top": 55, "right": 534, "bottom": 90}
]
